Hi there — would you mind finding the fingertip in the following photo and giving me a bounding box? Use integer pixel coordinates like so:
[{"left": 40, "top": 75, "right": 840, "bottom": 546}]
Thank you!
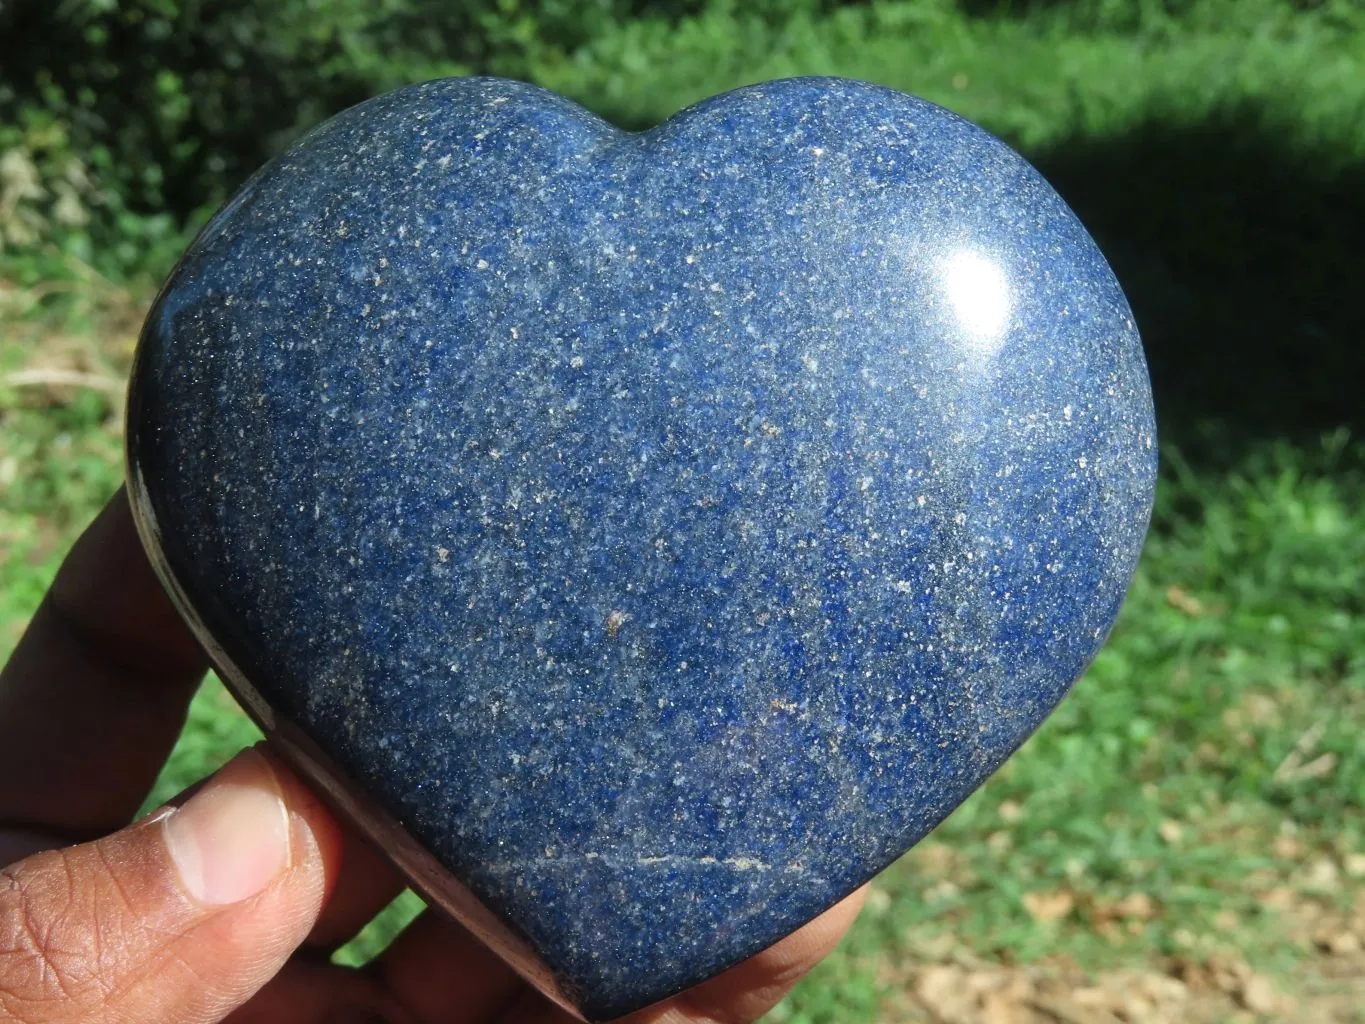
[
  {"left": 736, "top": 885, "right": 867, "bottom": 982},
  {"left": 256, "top": 744, "right": 348, "bottom": 917},
  {"left": 641, "top": 886, "right": 868, "bottom": 1024},
  {"left": 0, "top": 749, "right": 350, "bottom": 1023},
  {"left": 163, "top": 748, "right": 293, "bottom": 906},
  {"left": 815, "top": 885, "right": 867, "bottom": 943}
]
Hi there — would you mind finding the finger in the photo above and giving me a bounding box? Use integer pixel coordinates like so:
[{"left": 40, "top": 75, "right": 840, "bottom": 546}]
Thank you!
[
  {"left": 489, "top": 988, "right": 576, "bottom": 1024},
  {"left": 373, "top": 909, "right": 524, "bottom": 1024},
  {"left": 395, "top": 886, "right": 867, "bottom": 1024},
  {"left": 222, "top": 958, "right": 404, "bottom": 1024},
  {"left": 0, "top": 488, "right": 207, "bottom": 837},
  {"left": 146, "top": 765, "right": 408, "bottom": 956},
  {"left": 623, "top": 887, "right": 867, "bottom": 1024},
  {"left": 0, "top": 747, "right": 342, "bottom": 1024}
]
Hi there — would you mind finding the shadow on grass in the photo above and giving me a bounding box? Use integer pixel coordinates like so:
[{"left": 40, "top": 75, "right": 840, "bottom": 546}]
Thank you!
[{"left": 1028, "top": 107, "right": 1365, "bottom": 457}]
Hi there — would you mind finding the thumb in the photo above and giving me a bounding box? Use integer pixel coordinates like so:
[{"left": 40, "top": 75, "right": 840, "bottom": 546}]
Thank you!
[{"left": 0, "top": 747, "right": 343, "bottom": 1024}]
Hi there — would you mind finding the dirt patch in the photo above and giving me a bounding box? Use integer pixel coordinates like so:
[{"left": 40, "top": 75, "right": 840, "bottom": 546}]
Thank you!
[{"left": 873, "top": 941, "right": 1365, "bottom": 1024}]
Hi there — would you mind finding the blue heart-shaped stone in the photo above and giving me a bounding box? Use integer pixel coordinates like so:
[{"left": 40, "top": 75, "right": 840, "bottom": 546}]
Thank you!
[{"left": 128, "top": 76, "right": 1155, "bottom": 1019}]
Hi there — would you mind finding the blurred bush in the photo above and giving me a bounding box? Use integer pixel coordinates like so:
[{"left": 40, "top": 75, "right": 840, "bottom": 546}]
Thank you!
[
  {"left": 1, "top": 0, "right": 1360, "bottom": 281},
  {"left": 0, "top": 0, "right": 832, "bottom": 275}
]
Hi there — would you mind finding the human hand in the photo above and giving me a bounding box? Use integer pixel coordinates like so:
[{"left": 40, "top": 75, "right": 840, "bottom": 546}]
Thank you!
[{"left": 0, "top": 489, "right": 863, "bottom": 1023}]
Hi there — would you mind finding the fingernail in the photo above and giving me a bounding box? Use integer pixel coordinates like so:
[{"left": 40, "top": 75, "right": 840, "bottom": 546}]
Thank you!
[{"left": 163, "top": 748, "right": 291, "bottom": 905}]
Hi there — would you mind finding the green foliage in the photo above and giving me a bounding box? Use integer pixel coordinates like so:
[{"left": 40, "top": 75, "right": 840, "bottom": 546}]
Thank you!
[
  {"left": 0, "top": 0, "right": 837, "bottom": 279},
  {"left": 4, "top": 0, "right": 1365, "bottom": 1018},
  {"left": 0, "top": 326, "right": 124, "bottom": 650},
  {"left": 3, "top": 0, "right": 1362, "bottom": 283}
]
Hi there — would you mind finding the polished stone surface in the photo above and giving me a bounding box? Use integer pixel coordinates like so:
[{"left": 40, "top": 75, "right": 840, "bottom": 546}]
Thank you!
[{"left": 128, "top": 76, "right": 1156, "bottom": 1019}]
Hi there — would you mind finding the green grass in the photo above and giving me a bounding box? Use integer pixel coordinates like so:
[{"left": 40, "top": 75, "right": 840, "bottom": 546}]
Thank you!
[{"left": 4, "top": 1, "right": 1365, "bottom": 1020}]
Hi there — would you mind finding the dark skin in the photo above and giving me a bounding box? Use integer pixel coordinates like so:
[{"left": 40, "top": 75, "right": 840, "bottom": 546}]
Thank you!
[{"left": 0, "top": 489, "right": 862, "bottom": 1024}]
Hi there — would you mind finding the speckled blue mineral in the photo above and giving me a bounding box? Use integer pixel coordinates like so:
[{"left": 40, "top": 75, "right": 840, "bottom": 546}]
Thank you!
[{"left": 128, "top": 76, "right": 1156, "bottom": 1019}]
